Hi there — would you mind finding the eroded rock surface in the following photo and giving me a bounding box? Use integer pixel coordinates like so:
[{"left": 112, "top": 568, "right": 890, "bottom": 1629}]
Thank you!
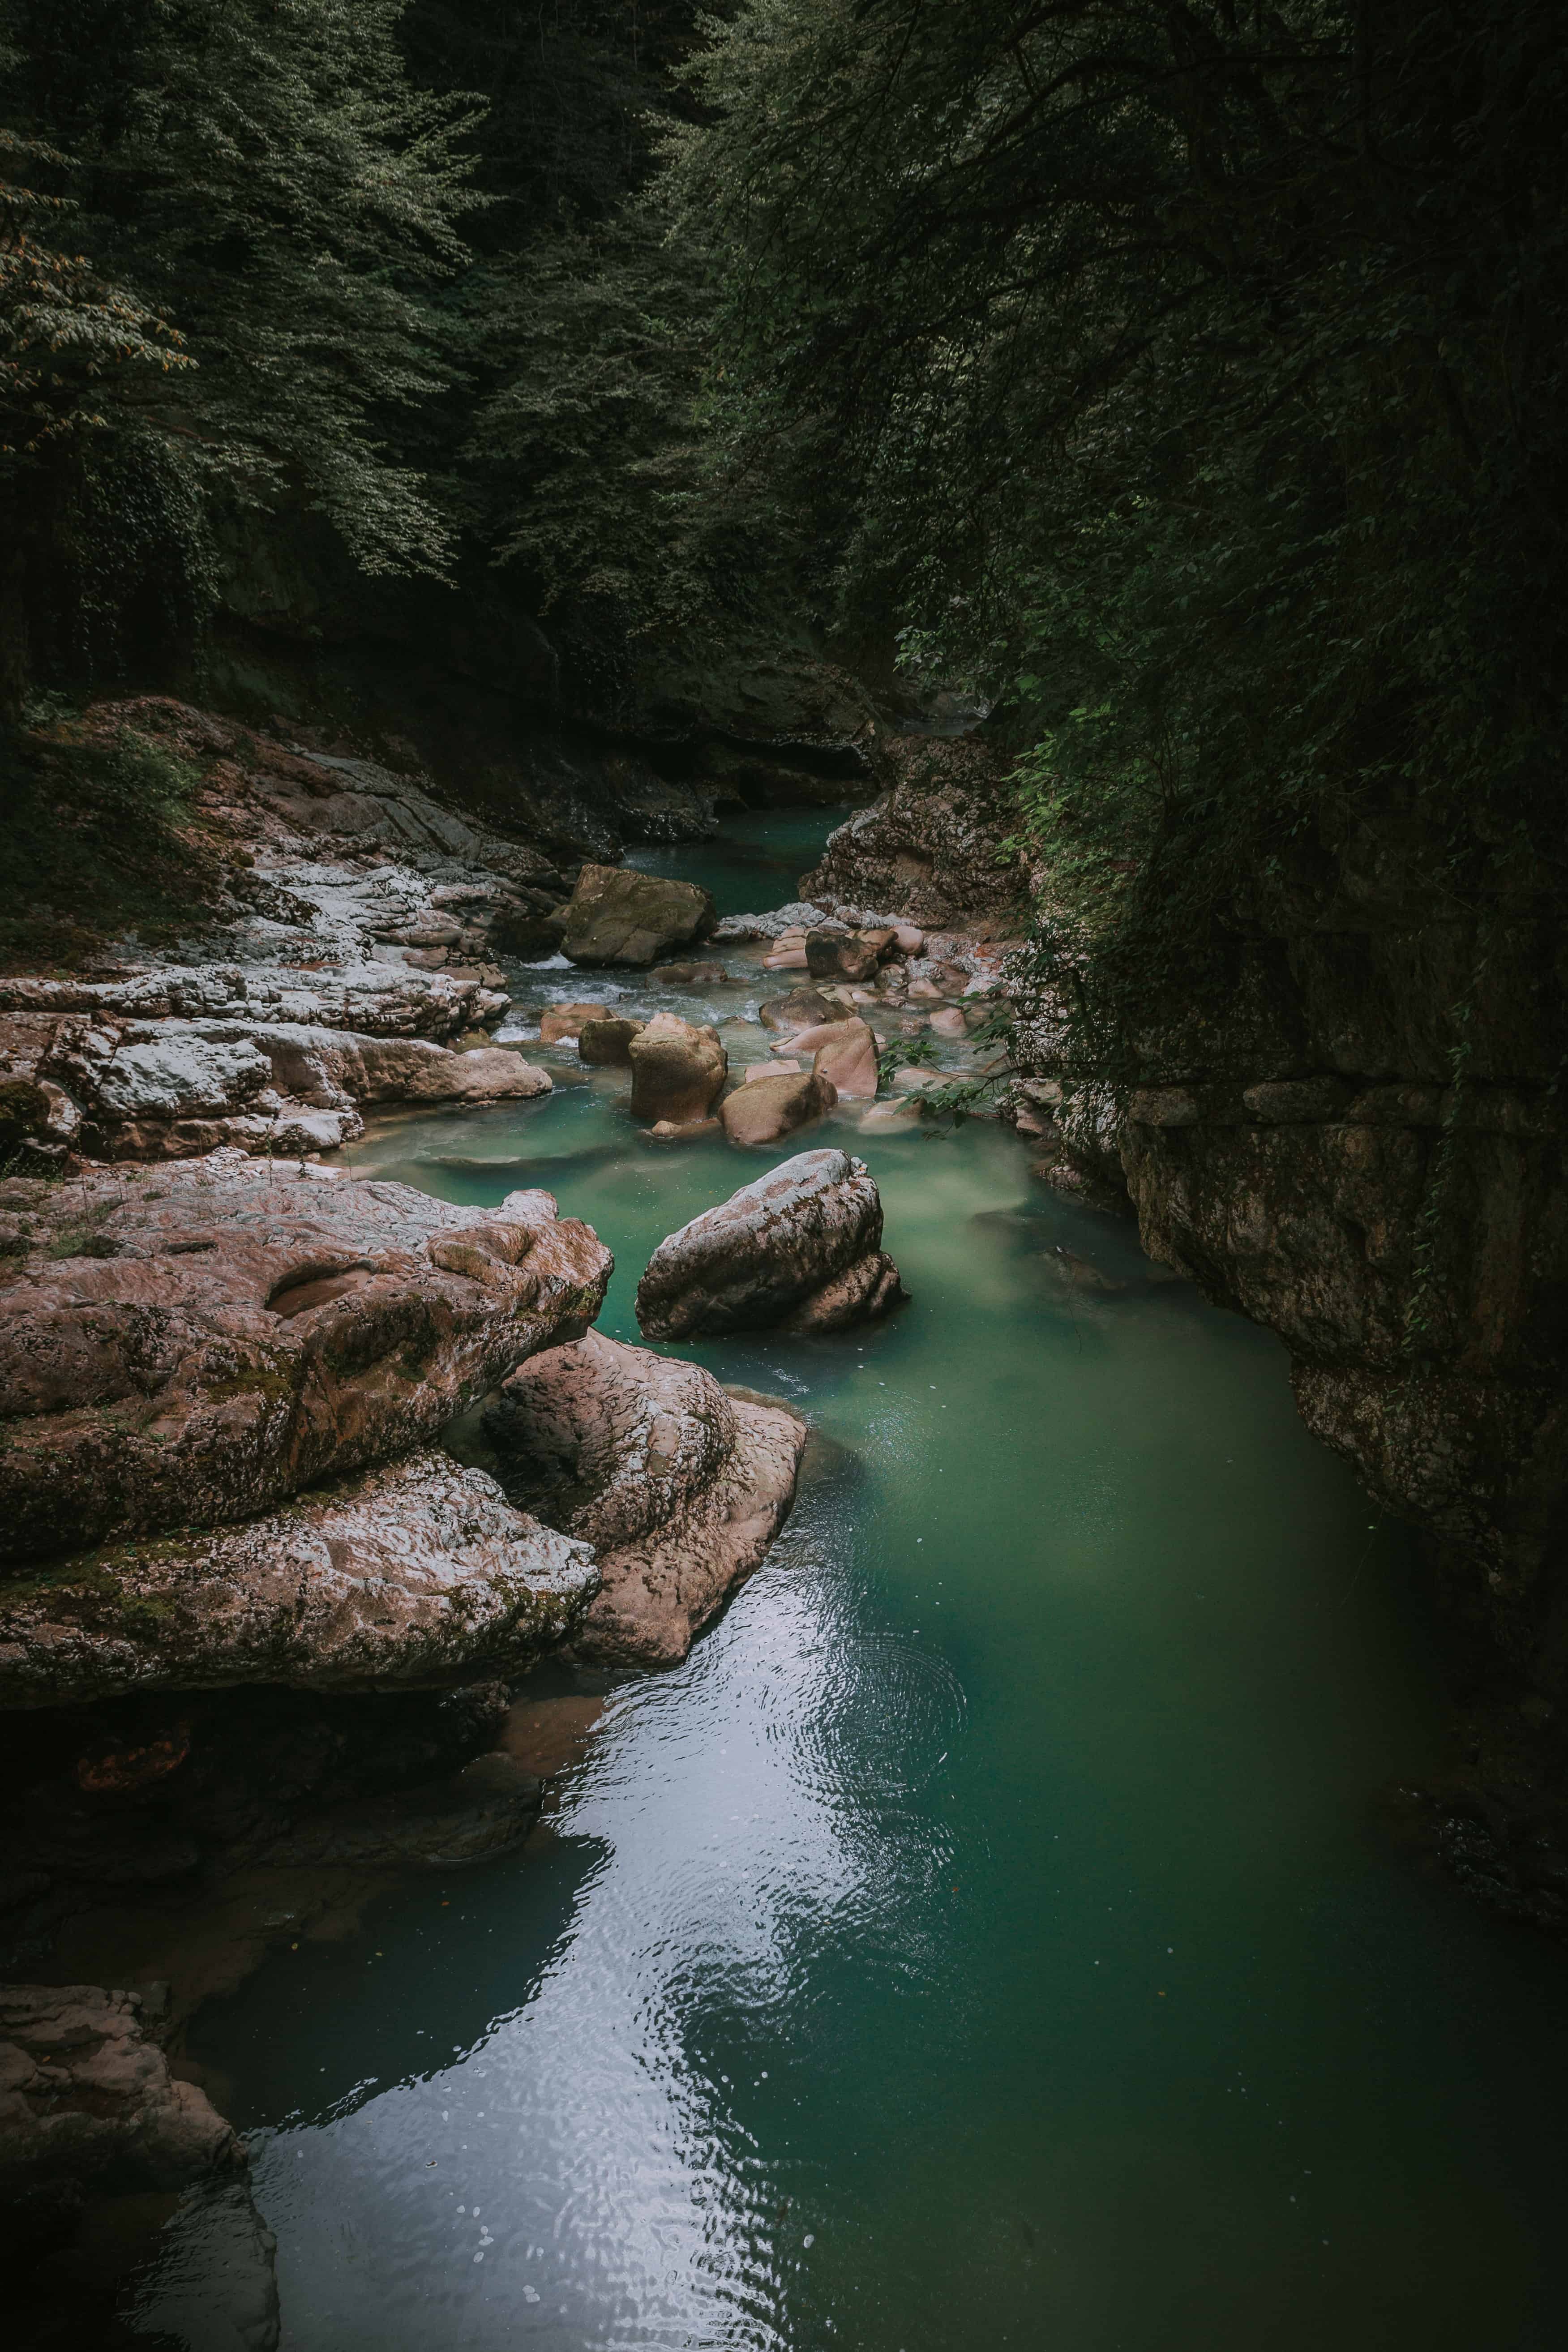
[
  {"left": 0, "top": 1163, "right": 611, "bottom": 1563},
  {"left": 635, "top": 1148, "right": 905, "bottom": 1338},
  {"left": 801, "top": 734, "right": 1030, "bottom": 932},
  {"left": 0, "top": 1453, "right": 598, "bottom": 1707},
  {"left": 487, "top": 1332, "right": 806, "bottom": 1666},
  {"left": 0, "top": 1983, "right": 238, "bottom": 2215}
]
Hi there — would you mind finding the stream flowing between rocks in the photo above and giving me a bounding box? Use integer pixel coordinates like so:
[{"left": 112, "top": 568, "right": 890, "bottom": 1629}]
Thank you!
[{"left": 131, "top": 809, "right": 1568, "bottom": 2351}]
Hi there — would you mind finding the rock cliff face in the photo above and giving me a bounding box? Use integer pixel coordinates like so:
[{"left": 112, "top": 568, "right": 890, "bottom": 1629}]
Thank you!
[
  {"left": 1013, "top": 857, "right": 1568, "bottom": 1904},
  {"left": 800, "top": 733, "right": 1030, "bottom": 934}
]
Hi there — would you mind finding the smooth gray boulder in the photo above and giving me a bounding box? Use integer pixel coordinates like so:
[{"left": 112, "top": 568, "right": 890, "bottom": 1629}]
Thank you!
[
  {"left": 486, "top": 1331, "right": 806, "bottom": 1666},
  {"left": 561, "top": 864, "right": 717, "bottom": 967},
  {"left": 635, "top": 1147, "right": 907, "bottom": 1338}
]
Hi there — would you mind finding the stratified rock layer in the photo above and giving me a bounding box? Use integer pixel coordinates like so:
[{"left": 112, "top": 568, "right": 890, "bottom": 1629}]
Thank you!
[
  {"left": 487, "top": 1332, "right": 807, "bottom": 1666},
  {"left": 0, "top": 1163, "right": 612, "bottom": 1564},
  {"left": 635, "top": 1148, "right": 905, "bottom": 1339}
]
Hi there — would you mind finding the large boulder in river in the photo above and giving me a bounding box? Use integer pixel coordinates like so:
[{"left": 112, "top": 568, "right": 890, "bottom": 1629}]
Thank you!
[
  {"left": 0, "top": 1454, "right": 598, "bottom": 1708},
  {"left": 485, "top": 1332, "right": 806, "bottom": 1667},
  {"left": 635, "top": 1148, "right": 906, "bottom": 1338},
  {"left": 0, "top": 1162, "right": 612, "bottom": 1564},
  {"left": 720, "top": 1069, "right": 837, "bottom": 1148},
  {"left": 561, "top": 865, "right": 717, "bottom": 968},
  {"left": 629, "top": 1012, "right": 728, "bottom": 1125}
]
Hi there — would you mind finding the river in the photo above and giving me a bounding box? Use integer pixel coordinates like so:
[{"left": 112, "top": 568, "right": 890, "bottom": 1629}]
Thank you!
[{"left": 135, "top": 807, "right": 1568, "bottom": 2351}]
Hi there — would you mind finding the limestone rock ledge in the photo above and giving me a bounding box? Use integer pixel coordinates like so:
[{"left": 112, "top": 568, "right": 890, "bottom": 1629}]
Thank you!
[
  {"left": 487, "top": 1332, "right": 807, "bottom": 1667},
  {"left": 0, "top": 1162, "right": 613, "bottom": 1564},
  {"left": 0, "top": 1454, "right": 598, "bottom": 1709}
]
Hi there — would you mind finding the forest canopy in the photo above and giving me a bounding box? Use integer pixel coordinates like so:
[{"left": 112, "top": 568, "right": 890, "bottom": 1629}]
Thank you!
[
  {"left": 2, "top": 0, "right": 1564, "bottom": 1051},
  {"left": 668, "top": 0, "right": 1568, "bottom": 1048}
]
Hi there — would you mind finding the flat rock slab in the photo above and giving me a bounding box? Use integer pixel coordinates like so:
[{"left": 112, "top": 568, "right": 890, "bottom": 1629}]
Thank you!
[
  {"left": 0, "top": 1453, "right": 598, "bottom": 1707},
  {"left": 635, "top": 1147, "right": 907, "bottom": 1338},
  {"left": 487, "top": 1332, "right": 806, "bottom": 1668},
  {"left": 0, "top": 1164, "right": 612, "bottom": 1563}
]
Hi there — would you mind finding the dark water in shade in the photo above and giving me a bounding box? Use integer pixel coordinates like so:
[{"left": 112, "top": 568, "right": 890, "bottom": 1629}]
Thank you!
[
  {"left": 622, "top": 806, "right": 850, "bottom": 918},
  {"left": 135, "top": 817, "right": 1568, "bottom": 2351}
]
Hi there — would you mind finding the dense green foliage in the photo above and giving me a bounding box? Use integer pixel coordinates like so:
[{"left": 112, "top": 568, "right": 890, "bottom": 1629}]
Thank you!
[
  {"left": 0, "top": 0, "right": 767, "bottom": 716},
  {"left": 0, "top": 708, "right": 227, "bottom": 971},
  {"left": 0, "top": 0, "right": 484, "bottom": 698},
  {"left": 670, "top": 0, "right": 1568, "bottom": 1060}
]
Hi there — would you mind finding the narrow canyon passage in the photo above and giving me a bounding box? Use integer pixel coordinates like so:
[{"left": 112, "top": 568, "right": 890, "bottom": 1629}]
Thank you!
[{"left": 129, "top": 816, "right": 1568, "bottom": 2352}]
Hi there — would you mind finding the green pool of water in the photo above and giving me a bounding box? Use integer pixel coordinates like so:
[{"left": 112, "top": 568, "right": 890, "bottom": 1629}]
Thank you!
[
  {"left": 141, "top": 828, "right": 1568, "bottom": 2351},
  {"left": 622, "top": 804, "right": 855, "bottom": 918}
]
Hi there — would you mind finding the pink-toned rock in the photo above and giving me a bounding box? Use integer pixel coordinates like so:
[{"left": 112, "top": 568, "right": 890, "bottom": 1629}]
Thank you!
[
  {"left": 540, "top": 1002, "right": 611, "bottom": 1045},
  {"left": 893, "top": 924, "right": 925, "bottom": 955},
  {"left": 720, "top": 1071, "right": 837, "bottom": 1148},
  {"left": 628, "top": 1012, "right": 727, "bottom": 1124},
  {"left": 762, "top": 947, "right": 810, "bottom": 972},
  {"left": 0, "top": 1165, "right": 612, "bottom": 1563},
  {"left": 746, "top": 1057, "right": 800, "bottom": 1079},
  {"left": 0, "top": 1452, "right": 598, "bottom": 1707},
  {"left": 783, "top": 1015, "right": 880, "bottom": 1100},
  {"left": 928, "top": 1007, "right": 969, "bottom": 1038},
  {"left": 486, "top": 1332, "right": 806, "bottom": 1668}
]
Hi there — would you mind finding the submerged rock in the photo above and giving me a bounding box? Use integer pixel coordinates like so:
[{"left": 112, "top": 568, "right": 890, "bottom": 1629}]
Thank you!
[
  {"left": 0, "top": 1165, "right": 612, "bottom": 1563},
  {"left": 487, "top": 1331, "right": 806, "bottom": 1667},
  {"left": 561, "top": 865, "right": 717, "bottom": 967},
  {"left": 720, "top": 1070, "right": 837, "bottom": 1148},
  {"left": 635, "top": 1148, "right": 906, "bottom": 1338},
  {"left": 628, "top": 1012, "right": 728, "bottom": 1125},
  {"left": 0, "top": 1453, "right": 598, "bottom": 1708}
]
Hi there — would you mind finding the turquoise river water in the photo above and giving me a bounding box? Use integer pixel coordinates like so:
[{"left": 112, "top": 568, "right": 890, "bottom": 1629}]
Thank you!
[{"left": 137, "top": 808, "right": 1568, "bottom": 2350}]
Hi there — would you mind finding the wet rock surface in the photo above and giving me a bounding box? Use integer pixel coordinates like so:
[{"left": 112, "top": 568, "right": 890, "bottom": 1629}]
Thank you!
[
  {"left": 635, "top": 1148, "right": 906, "bottom": 1339},
  {"left": 720, "top": 1070, "right": 838, "bottom": 1148},
  {"left": 0, "top": 1161, "right": 612, "bottom": 1563},
  {"left": 486, "top": 1333, "right": 807, "bottom": 1667}
]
